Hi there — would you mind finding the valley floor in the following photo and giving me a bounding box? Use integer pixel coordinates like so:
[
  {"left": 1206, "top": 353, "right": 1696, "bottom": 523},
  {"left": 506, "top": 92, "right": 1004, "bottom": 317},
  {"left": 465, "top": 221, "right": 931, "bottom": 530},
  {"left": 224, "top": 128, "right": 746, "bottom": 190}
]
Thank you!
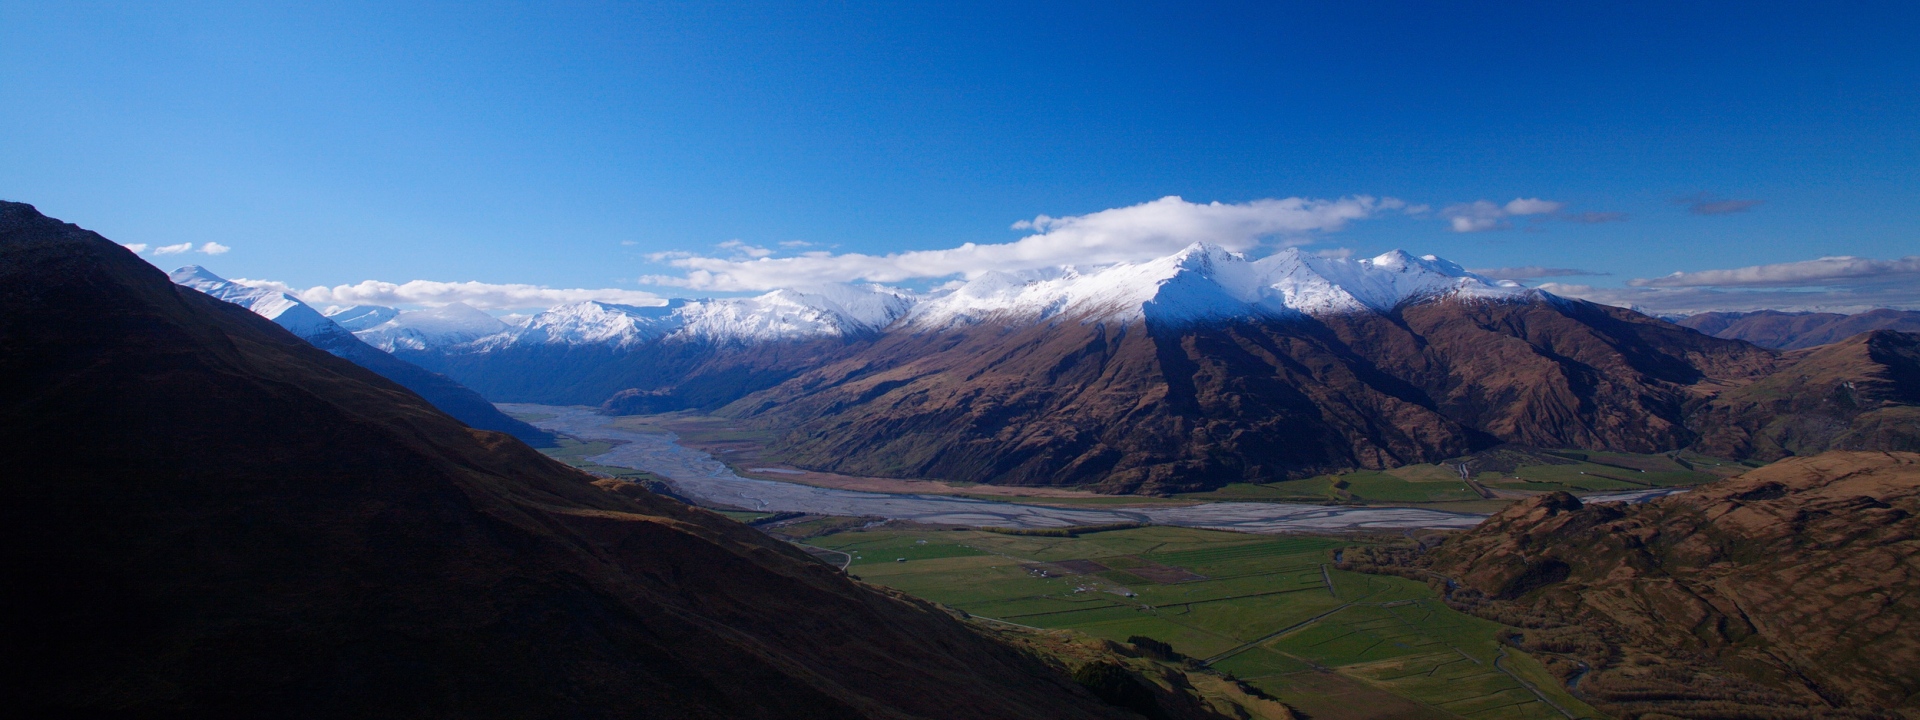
[
  {"left": 506, "top": 404, "right": 1485, "bottom": 532},
  {"left": 811, "top": 524, "right": 1603, "bottom": 720}
]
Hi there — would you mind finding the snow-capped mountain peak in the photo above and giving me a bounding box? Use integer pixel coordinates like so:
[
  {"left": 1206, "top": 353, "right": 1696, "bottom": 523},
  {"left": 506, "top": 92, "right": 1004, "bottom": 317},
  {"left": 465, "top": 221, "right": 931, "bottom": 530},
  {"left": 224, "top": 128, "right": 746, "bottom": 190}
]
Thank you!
[
  {"left": 906, "top": 245, "right": 1529, "bottom": 328},
  {"left": 346, "top": 302, "right": 512, "bottom": 352},
  {"left": 326, "top": 305, "right": 399, "bottom": 332},
  {"left": 170, "top": 265, "right": 342, "bottom": 339},
  {"left": 275, "top": 246, "right": 1526, "bottom": 355},
  {"left": 458, "top": 284, "right": 918, "bottom": 351}
]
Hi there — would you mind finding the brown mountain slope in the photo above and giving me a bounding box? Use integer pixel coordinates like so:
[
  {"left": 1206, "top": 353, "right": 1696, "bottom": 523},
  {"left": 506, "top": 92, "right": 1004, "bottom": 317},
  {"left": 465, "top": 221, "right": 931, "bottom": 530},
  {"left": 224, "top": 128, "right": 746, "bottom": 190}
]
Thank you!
[
  {"left": 1679, "top": 309, "right": 1920, "bottom": 349},
  {"left": 1689, "top": 330, "right": 1920, "bottom": 461},
  {"left": 723, "top": 297, "right": 1775, "bottom": 493},
  {"left": 1347, "top": 452, "right": 1920, "bottom": 719},
  {"left": 0, "top": 201, "right": 1135, "bottom": 719}
]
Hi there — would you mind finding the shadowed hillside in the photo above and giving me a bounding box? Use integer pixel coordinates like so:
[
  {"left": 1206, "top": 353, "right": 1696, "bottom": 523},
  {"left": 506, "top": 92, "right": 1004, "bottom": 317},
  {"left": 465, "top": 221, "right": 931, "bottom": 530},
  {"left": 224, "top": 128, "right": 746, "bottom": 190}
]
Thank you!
[{"left": 0, "top": 201, "right": 1135, "bottom": 719}]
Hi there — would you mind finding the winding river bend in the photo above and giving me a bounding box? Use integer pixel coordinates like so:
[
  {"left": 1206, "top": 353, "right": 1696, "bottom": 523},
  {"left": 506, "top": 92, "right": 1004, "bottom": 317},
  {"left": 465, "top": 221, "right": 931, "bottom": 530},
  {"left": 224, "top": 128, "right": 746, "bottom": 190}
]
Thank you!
[{"left": 505, "top": 404, "right": 1489, "bottom": 533}]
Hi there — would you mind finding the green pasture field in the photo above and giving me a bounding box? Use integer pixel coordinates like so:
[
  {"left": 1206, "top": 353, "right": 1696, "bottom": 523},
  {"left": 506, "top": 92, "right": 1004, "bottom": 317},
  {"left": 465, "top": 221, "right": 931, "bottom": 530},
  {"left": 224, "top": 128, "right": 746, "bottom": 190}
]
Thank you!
[
  {"left": 712, "top": 510, "right": 778, "bottom": 523},
  {"left": 810, "top": 525, "right": 1598, "bottom": 720},
  {"left": 1178, "top": 448, "right": 1733, "bottom": 505}
]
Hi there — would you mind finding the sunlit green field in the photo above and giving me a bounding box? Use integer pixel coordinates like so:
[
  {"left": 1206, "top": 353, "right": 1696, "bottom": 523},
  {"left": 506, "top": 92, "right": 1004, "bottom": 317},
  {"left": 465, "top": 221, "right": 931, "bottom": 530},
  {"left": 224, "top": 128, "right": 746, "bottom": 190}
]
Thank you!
[
  {"left": 1180, "top": 448, "right": 1737, "bottom": 505},
  {"left": 810, "top": 525, "right": 1598, "bottom": 720}
]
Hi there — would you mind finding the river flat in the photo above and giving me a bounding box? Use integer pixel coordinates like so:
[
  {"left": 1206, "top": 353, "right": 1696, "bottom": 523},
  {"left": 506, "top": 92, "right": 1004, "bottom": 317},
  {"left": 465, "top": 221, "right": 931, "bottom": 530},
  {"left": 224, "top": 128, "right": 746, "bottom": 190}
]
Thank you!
[{"left": 505, "top": 404, "right": 1488, "bottom": 532}]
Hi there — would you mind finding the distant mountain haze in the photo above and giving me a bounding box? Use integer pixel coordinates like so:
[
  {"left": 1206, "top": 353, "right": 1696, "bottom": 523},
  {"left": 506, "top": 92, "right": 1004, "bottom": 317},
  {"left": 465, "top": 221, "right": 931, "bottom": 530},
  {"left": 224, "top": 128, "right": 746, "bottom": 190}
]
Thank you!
[
  {"left": 1677, "top": 308, "right": 1920, "bottom": 349},
  {"left": 0, "top": 201, "right": 1138, "bottom": 719}
]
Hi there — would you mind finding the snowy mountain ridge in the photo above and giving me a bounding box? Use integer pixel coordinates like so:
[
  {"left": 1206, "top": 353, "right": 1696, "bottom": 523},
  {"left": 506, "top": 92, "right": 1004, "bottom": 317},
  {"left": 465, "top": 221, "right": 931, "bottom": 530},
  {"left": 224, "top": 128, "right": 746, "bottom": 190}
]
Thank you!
[
  {"left": 456, "top": 284, "right": 921, "bottom": 350},
  {"left": 903, "top": 244, "right": 1529, "bottom": 328},
  {"left": 169, "top": 265, "right": 346, "bottom": 340},
  {"left": 347, "top": 302, "right": 511, "bottom": 352},
  {"left": 211, "top": 245, "right": 1530, "bottom": 353}
]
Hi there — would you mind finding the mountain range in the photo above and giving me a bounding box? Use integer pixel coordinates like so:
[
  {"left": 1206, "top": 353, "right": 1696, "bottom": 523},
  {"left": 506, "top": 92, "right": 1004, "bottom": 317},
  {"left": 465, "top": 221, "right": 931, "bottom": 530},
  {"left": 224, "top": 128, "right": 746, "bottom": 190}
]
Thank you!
[
  {"left": 1, "top": 200, "right": 1156, "bottom": 719},
  {"left": 169, "top": 265, "right": 552, "bottom": 444},
  {"left": 308, "top": 244, "right": 1913, "bottom": 493},
  {"left": 1677, "top": 309, "right": 1920, "bottom": 349}
]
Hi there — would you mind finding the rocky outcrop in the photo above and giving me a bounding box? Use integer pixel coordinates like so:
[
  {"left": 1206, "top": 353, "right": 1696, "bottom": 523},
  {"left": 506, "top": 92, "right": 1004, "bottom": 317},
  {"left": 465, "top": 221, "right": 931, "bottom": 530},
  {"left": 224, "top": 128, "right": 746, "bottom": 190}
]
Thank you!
[
  {"left": 0, "top": 201, "right": 1131, "bottom": 719},
  {"left": 1372, "top": 452, "right": 1920, "bottom": 719}
]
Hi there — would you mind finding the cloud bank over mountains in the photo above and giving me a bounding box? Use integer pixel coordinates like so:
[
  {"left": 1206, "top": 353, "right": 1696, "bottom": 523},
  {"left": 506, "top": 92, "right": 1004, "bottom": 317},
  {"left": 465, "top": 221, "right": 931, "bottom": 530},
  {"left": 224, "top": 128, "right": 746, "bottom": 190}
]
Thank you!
[
  {"left": 640, "top": 195, "right": 1406, "bottom": 291},
  {"left": 234, "top": 278, "right": 666, "bottom": 311},
  {"left": 177, "top": 193, "right": 1908, "bottom": 317},
  {"left": 1545, "top": 255, "right": 1920, "bottom": 314},
  {"left": 123, "top": 241, "right": 229, "bottom": 255}
]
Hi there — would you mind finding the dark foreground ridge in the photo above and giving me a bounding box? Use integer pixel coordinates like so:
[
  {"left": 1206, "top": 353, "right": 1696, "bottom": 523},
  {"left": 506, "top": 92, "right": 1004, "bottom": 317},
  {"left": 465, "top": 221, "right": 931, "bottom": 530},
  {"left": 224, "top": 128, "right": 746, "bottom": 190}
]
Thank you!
[{"left": 0, "top": 201, "right": 1131, "bottom": 719}]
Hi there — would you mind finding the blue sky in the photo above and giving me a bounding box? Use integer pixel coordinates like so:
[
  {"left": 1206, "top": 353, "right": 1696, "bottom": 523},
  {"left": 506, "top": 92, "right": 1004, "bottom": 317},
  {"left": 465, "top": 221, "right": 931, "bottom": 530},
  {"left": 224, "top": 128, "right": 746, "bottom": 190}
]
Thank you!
[{"left": 3, "top": 1, "right": 1916, "bottom": 312}]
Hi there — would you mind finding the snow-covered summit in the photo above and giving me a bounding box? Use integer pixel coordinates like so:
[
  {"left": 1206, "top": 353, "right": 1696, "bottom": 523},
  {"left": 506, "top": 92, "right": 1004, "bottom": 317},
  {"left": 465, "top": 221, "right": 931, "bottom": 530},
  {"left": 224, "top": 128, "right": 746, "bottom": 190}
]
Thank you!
[
  {"left": 345, "top": 302, "right": 511, "bottom": 352},
  {"left": 170, "top": 265, "right": 343, "bottom": 339},
  {"left": 326, "top": 305, "right": 399, "bottom": 332},
  {"left": 465, "top": 284, "right": 919, "bottom": 350},
  {"left": 905, "top": 244, "right": 1528, "bottom": 328}
]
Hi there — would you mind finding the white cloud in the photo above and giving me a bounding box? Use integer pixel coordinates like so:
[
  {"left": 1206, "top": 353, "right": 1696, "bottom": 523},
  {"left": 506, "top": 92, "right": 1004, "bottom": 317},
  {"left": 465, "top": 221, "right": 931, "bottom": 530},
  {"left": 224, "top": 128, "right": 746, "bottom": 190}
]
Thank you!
[
  {"left": 1502, "top": 198, "right": 1565, "bottom": 216},
  {"left": 1629, "top": 256, "right": 1920, "bottom": 288},
  {"left": 200, "top": 242, "right": 230, "bottom": 255},
  {"left": 1313, "top": 247, "right": 1355, "bottom": 259},
  {"left": 234, "top": 278, "right": 665, "bottom": 311},
  {"left": 1443, "top": 202, "right": 1507, "bottom": 232},
  {"left": 154, "top": 243, "right": 194, "bottom": 255},
  {"left": 779, "top": 240, "right": 814, "bottom": 247},
  {"left": 121, "top": 243, "right": 148, "bottom": 253},
  {"left": 1441, "top": 198, "right": 1568, "bottom": 233},
  {"left": 1541, "top": 254, "right": 1920, "bottom": 314},
  {"left": 642, "top": 195, "right": 1400, "bottom": 291},
  {"left": 717, "top": 239, "right": 776, "bottom": 258}
]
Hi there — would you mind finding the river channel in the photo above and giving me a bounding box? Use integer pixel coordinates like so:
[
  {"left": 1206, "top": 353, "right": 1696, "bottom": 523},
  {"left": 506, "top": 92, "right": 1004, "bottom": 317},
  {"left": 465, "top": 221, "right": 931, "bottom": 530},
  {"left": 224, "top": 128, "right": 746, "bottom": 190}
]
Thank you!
[{"left": 504, "top": 404, "right": 1496, "bottom": 533}]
